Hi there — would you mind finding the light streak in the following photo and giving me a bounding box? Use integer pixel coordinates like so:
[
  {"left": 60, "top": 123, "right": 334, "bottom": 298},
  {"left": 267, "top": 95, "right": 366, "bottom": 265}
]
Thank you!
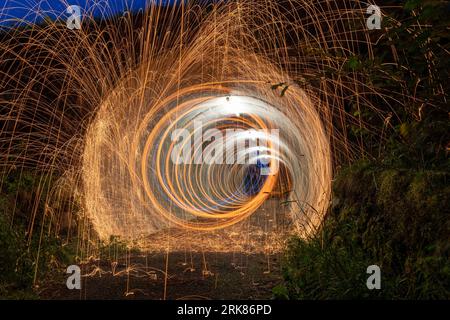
[{"left": 0, "top": 0, "right": 392, "bottom": 257}]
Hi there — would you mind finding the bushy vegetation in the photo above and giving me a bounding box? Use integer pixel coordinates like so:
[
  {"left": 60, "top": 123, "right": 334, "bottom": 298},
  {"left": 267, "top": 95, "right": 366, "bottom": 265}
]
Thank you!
[
  {"left": 276, "top": 116, "right": 449, "bottom": 300},
  {"left": 0, "top": 171, "right": 76, "bottom": 299},
  {"left": 276, "top": 157, "right": 449, "bottom": 299},
  {"left": 276, "top": 0, "right": 449, "bottom": 300}
]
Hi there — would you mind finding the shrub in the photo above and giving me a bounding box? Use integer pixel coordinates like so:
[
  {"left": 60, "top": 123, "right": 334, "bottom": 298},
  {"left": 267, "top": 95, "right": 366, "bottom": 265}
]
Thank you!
[{"left": 277, "top": 161, "right": 449, "bottom": 299}]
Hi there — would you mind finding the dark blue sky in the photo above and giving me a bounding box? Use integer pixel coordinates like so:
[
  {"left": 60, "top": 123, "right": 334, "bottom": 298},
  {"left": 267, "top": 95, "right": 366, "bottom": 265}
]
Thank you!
[{"left": 0, "top": 0, "right": 180, "bottom": 26}]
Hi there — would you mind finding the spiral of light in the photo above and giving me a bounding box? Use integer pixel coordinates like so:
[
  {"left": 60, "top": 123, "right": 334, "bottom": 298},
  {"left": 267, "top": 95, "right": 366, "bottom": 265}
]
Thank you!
[
  {"left": 1, "top": 0, "right": 391, "bottom": 248},
  {"left": 83, "top": 63, "right": 331, "bottom": 240}
]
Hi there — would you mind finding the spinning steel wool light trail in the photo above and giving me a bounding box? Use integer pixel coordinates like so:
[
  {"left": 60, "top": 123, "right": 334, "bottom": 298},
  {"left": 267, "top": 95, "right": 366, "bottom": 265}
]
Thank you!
[
  {"left": 81, "top": 1, "right": 334, "bottom": 241},
  {"left": 0, "top": 0, "right": 394, "bottom": 255}
]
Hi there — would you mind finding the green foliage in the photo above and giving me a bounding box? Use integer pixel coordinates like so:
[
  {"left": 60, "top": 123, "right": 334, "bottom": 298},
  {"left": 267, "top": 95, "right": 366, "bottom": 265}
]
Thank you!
[
  {"left": 277, "top": 159, "right": 449, "bottom": 299},
  {"left": 383, "top": 115, "right": 449, "bottom": 170},
  {"left": 0, "top": 171, "right": 77, "bottom": 299},
  {"left": 318, "top": 1, "right": 449, "bottom": 157},
  {"left": 277, "top": 127, "right": 449, "bottom": 300},
  {"left": 277, "top": 0, "right": 450, "bottom": 298},
  {"left": 98, "top": 235, "right": 133, "bottom": 260},
  {"left": 345, "top": 55, "right": 362, "bottom": 71},
  {"left": 0, "top": 214, "right": 33, "bottom": 288}
]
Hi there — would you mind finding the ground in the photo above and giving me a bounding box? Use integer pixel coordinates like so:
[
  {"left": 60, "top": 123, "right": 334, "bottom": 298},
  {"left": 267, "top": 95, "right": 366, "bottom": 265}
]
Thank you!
[
  {"left": 39, "top": 199, "right": 290, "bottom": 300},
  {"left": 39, "top": 252, "right": 282, "bottom": 300}
]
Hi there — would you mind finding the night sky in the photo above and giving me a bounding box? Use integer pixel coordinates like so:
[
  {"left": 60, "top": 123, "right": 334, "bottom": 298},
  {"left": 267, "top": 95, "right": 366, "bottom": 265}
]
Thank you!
[{"left": 0, "top": 0, "right": 178, "bottom": 26}]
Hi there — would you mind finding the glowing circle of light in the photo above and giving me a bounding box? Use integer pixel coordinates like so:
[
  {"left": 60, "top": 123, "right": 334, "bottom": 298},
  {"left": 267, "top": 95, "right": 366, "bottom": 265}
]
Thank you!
[{"left": 83, "top": 78, "right": 332, "bottom": 241}]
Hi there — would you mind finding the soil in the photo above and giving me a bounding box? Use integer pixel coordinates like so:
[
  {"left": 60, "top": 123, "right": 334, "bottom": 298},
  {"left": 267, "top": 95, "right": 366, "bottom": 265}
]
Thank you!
[
  {"left": 39, "top": 199, "right": 290, "bottom": 299},
  {"left": 39, "top": 251, "right": 283, "bottom": 300}
]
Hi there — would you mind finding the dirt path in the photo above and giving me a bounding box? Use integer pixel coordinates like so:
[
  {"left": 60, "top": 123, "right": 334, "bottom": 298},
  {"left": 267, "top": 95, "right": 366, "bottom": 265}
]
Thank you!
[
  {"left": 39, "top": 251, "right": 282, "bottom": 300},
  {"left": 39, "top": 199, "right": 289, "bottom": 299}
]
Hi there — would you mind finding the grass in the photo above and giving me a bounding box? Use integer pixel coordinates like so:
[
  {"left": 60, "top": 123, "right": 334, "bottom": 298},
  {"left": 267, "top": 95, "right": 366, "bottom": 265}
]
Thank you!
[
  {"left": 275, "top": 133, "right": 449, "bottom": 299},
  {"left": 0, "top": 170, "right": 78, "bottom": 299}
]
